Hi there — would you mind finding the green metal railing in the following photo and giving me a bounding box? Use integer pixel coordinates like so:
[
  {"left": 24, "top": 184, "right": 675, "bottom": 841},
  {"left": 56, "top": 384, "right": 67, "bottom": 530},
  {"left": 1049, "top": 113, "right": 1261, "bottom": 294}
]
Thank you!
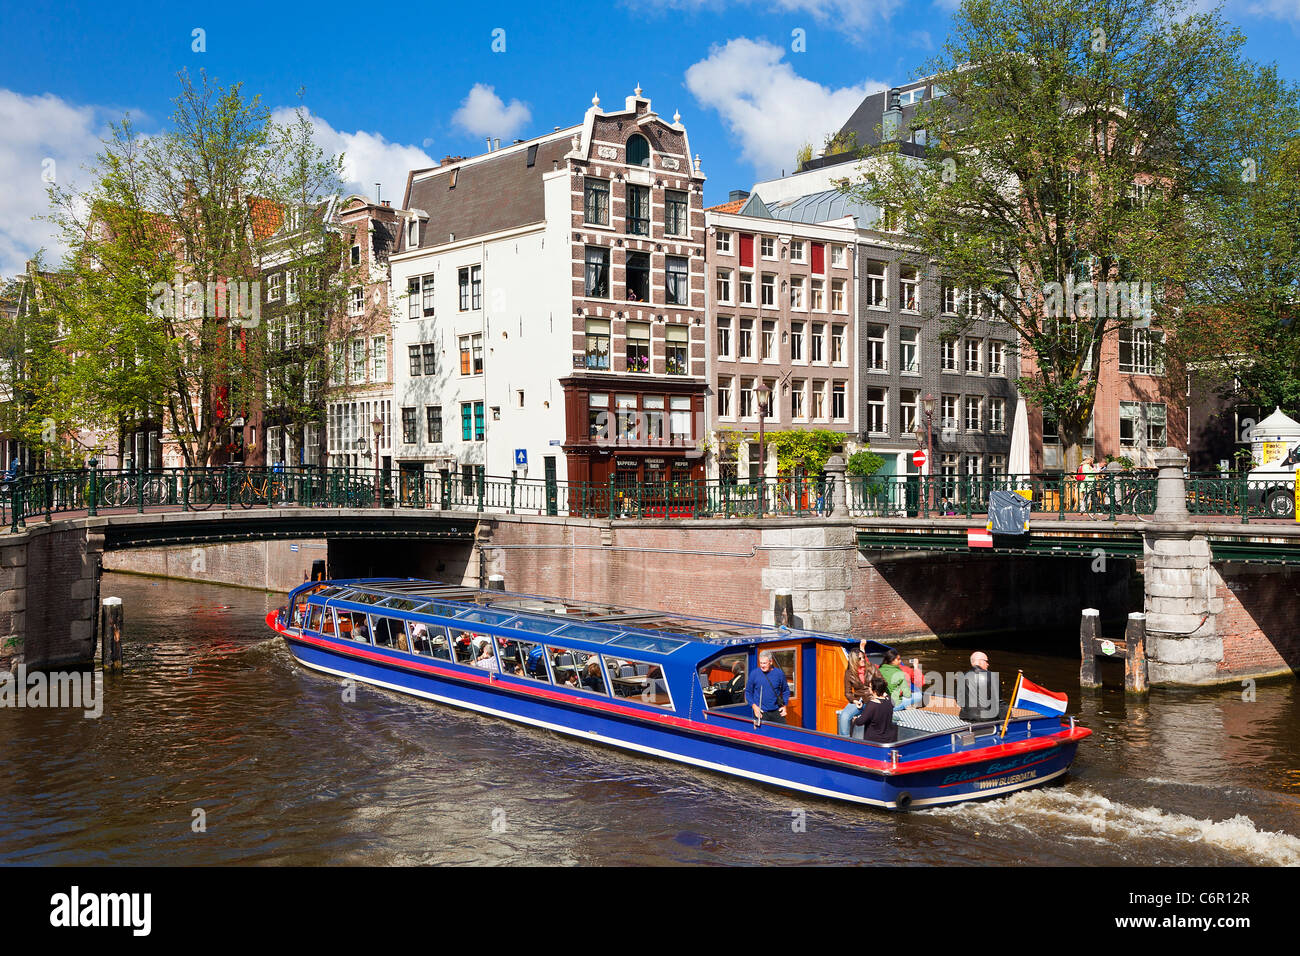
[{"left": 1, "top": 467, "right": 1292, "bottom": 532}]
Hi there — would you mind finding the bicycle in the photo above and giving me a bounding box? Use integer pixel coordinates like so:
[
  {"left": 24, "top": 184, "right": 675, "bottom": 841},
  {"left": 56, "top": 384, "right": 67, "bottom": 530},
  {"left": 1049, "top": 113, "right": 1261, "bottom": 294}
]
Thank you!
[
  {"left": 98, "top": 473, "right": 170, "bottom": 508},
  {"left": 235, "top": 469, "right": 286, "bottom": 509},
  {"left": 1077, "top": 474, "right": 1156, "bottom": 521}
]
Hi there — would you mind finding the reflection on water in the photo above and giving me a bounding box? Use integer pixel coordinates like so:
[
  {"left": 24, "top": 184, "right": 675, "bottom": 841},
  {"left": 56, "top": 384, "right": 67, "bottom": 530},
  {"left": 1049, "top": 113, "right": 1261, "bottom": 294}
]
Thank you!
[{"left": 0, "top": 574, "right": 1296, "bottom": 865}]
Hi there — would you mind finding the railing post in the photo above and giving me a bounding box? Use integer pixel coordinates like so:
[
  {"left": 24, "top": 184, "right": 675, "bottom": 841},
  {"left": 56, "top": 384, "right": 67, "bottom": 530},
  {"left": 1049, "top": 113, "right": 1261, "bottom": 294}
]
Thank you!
[
  {"left": 1240, "top": 474, "right": 1249, "bottom": 524},
  {"left": 136, "top": 468, "right": 144, "bottom": 514},
  {"left": 8, "top": 479, "right": 18, "bottom": 534},
  {"left": 607, "top": 476, "right": 615, "bottom": 520},
  {"left": 476, "top": 468, "right": 485, "bottom": 513},
  {"left": 87, "top": 462, "right": 99, "bottom": 517},
  {"left": 509, "top": 472, "right": 517, "bottom": 515},
  {"left": 44, "top": 473, "right": 52, "bottom": 522},
  {"left": 1058, "top": 474, "right": 1066, "bottom": 519}
]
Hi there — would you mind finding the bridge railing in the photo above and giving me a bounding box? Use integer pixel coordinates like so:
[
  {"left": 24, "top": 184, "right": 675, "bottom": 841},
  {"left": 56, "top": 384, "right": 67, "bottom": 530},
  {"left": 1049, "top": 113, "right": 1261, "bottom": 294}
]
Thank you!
[{"left": 1, "top": 467, "right": 1290, "bottom": 531}]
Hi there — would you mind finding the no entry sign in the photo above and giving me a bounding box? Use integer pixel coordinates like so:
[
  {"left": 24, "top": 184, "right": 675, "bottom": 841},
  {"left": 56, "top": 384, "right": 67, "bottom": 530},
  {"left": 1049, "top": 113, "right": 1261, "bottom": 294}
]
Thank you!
[{"left": 912, "top": 450, "right": 928, "bottom": 469}]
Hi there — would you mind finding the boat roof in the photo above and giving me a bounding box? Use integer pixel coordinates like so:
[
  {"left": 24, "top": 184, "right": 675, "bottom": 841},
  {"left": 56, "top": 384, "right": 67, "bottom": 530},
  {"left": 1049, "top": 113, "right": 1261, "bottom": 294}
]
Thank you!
[{"left": 295, "top": 578, "right": 872, "bottom": 665}]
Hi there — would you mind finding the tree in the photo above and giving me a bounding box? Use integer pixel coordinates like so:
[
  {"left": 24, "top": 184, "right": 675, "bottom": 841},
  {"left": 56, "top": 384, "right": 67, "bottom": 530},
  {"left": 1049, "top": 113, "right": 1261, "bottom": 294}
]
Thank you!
[
  {"left": 844, "top": 0, "right": 1250, "bottom": 470},
  {"left": 763, "top": 429, "right": 844, "bottom": 475}
]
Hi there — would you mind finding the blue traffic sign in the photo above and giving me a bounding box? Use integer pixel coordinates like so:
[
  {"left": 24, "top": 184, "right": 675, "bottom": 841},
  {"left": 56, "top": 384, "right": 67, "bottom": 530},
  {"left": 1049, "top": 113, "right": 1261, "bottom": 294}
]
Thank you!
[{"left": 514, "top": 448, "right": 528, "bottom": 467}]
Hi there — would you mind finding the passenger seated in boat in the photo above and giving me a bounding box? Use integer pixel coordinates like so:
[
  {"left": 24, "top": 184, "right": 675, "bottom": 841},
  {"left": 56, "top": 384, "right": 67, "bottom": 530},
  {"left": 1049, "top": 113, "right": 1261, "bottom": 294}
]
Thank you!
[
  {"left": 880, "top": 650, "right": 923, "bottom": 711},
  {"left": 852, "top": 677, "right": 898, "bottom": 743},
  {"left": 472, "top": 638, "right": 497, "bottom": 669},
  {"left": 454, "top": 631, "right": 478, "bottom": 664},
  {"left": 837, "top": 647, "right": 877, "bottom": 738},
  {"left": 713, "top": 661, "right": 746, "bottom": 705},
  {"left": 580, "top": 660, "right": 605, "bottom": 692},
  {"left": 352, "top": 616, "right": 370, "bottom": 643}
]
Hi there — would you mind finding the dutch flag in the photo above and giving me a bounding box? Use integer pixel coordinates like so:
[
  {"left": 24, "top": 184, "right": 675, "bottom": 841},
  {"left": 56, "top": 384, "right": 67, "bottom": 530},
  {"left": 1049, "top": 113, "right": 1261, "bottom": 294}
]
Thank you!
[{"left": 1013, "top": 677, "right": 1068, "bottom": 717}]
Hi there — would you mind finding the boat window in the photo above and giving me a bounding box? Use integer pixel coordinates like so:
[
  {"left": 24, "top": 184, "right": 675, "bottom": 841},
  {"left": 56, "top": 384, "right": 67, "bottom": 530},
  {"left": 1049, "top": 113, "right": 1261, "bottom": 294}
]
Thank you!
[
  {"left": 378, "top": 597, "right": 424, "bottom": 611},
  {"left": 334, "top": 609, "right": 372, "bottom": 644},
  {"left": 408, "top": 621, "right": 451, "bottom": 659},
  {"left": 603, "top": 656, "right": 674, "bottom": 710},
  {"left": 421, "top": 601, "right": 465, "bottom": 619},
  {"left": 306, "top": 604, "right": 326, "bottom": 633},
  {"left": 546, "top": 646, "right": 609, "bottom": 696},
  {"left": 293, "top": 585, "right": 329, "bottom": 625},
  {"left": 462, "top": 632, "right": 499, "bottom": 672},
  {"left": 349, "top": 591, "right": 386, "bottom": 605},
  {"left": 448, "top": 629, "right": 481, "bottom": 664},
  {"left": 371, "top": 616, "right": 411, "bottom": 653},
  {"left": 699, "top": 652, "right": 747, "bottom": 707},
  {"left": 768, "top": 648, "right": 798, "bottom": 700},
  {"left": 453, "top": 608, "right": 516, "bottom": 626},
  {"left": 500, "top": 638, "right": 549, "bottom": 681},
  {"left": 554, "top": 623, "right": 622, "bottom": 644},
  {"left": 508, "top": 616, "right": 568, "bottom": 636},
  {"left": 610, "top": 633, "right": 688, "bottom": 654}
]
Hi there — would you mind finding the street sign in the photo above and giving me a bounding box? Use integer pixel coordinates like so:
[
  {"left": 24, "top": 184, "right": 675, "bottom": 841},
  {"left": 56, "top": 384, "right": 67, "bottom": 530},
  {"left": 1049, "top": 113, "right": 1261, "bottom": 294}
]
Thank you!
[
  {"left": 548, "top": 439, "right": 562, "bottom": 446},
  {"left": 514, "top": 448, "right": 528, "bottom": 467},
  {"left": 912, "top": 449, "right": 928, "bottom": 470},
  {"left": 968, "top": 528, "right": 993, "bottom": 548}
]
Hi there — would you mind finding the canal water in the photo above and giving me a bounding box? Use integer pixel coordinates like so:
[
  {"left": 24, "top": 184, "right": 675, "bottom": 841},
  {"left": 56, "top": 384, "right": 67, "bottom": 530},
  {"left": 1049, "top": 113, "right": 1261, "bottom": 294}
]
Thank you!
[{"left": 2, "top": 573, "right": 1297, "bottom": 866}]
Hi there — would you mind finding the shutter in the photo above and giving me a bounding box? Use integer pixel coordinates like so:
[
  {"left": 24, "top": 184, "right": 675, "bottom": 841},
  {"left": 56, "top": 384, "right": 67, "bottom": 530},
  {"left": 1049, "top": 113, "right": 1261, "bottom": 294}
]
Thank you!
[
  {"left": 739, "top": 233, "right": 754, "bottom": 268},
  {"left": 811, "top": 242, "right": 825, "bottom": 274}
]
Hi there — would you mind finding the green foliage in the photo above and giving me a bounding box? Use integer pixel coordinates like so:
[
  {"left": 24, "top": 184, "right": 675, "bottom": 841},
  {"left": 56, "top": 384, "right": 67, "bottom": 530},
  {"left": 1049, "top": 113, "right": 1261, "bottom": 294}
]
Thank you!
[
  {"left": 763, "top": 429, "right": 843, "bottom": 475},
  {"left": 847, "top": 449, "right": 885, "bottom": 477}
]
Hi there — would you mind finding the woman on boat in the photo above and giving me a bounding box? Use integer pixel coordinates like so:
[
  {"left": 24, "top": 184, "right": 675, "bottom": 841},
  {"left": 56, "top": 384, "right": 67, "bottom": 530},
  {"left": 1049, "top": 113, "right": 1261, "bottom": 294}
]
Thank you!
[
  {"left": 580, "top": 659, "right": 605, "bottom": 692},
  {"left": 852, "top": 677, "right": 899, "bottom": 744},
  {"left": 837, "top": 646, "right": 878, "bottom": 738},
  {"left": 880, "top": 649, "right": 923, "bottom": 711}
]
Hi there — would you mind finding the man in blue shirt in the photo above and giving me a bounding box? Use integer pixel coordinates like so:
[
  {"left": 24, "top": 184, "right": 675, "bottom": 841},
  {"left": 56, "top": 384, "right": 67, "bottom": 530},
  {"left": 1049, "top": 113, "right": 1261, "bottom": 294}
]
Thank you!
[{"left": 745, "top": 650, "right": 790, "bottom": 725}]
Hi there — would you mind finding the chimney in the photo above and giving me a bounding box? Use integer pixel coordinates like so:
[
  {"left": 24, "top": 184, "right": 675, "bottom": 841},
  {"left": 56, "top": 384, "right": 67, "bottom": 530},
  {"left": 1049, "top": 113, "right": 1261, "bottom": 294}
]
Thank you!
[
  {"left": 486, "top": 137, "right": 493, "bottom": 152},
  {"left": 882, "top": 88, "right": 902, "bottom": 143},
  {"left": 728, "top": 189, "right": 750, "bottom": 204},
  {"left": 494, "top": 138, "right": 501, "bottom": 151}
]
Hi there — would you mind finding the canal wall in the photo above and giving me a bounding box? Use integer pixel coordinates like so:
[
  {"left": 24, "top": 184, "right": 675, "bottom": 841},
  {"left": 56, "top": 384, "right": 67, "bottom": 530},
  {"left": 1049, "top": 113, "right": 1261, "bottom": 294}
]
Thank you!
[
  {"left": 102, "top": 539, "right": 329, "bottom": 593},
  {"left": 1216, "top": 564, "right": 1299, "bottom": 680},
  {"left": 0, "top": 523, "right": 101, "bottom": 670}
]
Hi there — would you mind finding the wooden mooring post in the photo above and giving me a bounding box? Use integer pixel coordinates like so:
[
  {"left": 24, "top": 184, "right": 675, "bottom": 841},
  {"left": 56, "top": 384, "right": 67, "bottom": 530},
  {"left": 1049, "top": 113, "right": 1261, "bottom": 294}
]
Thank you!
[
  {"left": 100, "top": 596, "right": 123, "bottom": 671},
  {"left": 1079, "top": 608, "right": 1148, "bottom": 695}
]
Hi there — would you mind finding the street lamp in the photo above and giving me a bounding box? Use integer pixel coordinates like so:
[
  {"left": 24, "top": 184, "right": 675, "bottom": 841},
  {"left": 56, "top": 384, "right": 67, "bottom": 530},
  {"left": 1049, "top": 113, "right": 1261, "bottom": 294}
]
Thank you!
[
  {"left": 757, "top": 382, "right": 772, "bottom": 515},
  {"left": 371, "top": 415, "right": 384, "bottom": 504},
  {"left": 923, "top": 393, "right": 935, "bottom": 509}
]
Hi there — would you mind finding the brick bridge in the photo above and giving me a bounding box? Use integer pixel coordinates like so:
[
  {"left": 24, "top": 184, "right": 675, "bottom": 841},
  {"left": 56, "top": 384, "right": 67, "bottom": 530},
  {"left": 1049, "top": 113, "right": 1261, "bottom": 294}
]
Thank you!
[{"left": 2, "top": 452, "right": 1296, "bottom": 685}]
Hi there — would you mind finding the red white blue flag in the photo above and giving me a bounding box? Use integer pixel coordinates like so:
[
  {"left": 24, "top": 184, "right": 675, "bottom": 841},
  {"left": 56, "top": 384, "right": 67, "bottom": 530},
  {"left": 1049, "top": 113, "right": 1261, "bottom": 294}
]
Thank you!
[{"left": 1013, "top": 677, "right": 1068, "bottom": 716}]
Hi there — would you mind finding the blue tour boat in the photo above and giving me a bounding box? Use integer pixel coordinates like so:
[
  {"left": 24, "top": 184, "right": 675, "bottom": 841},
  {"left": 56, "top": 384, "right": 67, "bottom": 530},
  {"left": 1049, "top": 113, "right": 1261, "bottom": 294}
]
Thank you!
[{"left": 267, "top": 578, "right": 1090, "bottom": 810}]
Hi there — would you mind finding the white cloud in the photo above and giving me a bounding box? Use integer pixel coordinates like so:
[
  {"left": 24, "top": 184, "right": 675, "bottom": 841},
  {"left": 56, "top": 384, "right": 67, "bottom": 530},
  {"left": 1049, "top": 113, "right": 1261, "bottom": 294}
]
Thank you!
[
  {"left": 271, "top": 107, "right": 436, "bottom": 204},
  {"left": 639, "top": 0, "right": 902, "bottom": 37},
  {"left": 685, "top": 37, "right": 886, "bottom": 177},
  {"left": 450, "top": 84, "right": 532, "bottom": 141},
  {"left": 1239, "top": 0, "right": 1300, "bottom": 21},
  {"left": 0, "top": 89, "right": 111, "bottom": 275}
]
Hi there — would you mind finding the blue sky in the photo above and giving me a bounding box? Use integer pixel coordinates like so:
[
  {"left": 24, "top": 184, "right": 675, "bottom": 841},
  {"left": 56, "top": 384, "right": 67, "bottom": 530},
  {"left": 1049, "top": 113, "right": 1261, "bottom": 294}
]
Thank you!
[{"left": 2, "top": 0, "right": 1298, "bottom": 274}]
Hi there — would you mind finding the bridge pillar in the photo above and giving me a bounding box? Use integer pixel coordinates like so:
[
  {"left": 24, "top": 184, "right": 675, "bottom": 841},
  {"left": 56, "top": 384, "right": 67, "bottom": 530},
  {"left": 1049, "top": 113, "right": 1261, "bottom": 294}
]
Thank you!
[
  {"left": 760, "top": 522, "right": 855, "bottom": 633},
  {"left": 824, "top": 455, "right": 847, "bottom": 517},
  {"left": 1142, "top": 448, "right": 1224, "bottom": 685}
]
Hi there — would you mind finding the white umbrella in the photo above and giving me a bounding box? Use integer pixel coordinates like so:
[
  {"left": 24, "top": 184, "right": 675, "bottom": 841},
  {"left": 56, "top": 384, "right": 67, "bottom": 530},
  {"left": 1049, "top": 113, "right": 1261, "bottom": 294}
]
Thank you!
[{"left": 1010, "top": 397, "right": 1031, "bottom": 479}]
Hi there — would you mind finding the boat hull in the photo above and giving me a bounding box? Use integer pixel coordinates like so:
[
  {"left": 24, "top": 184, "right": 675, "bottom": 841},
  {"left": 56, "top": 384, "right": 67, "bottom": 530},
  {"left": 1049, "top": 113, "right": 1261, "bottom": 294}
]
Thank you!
[{"left": 275, "top": 614, "right": 1087, "bottom": 811}]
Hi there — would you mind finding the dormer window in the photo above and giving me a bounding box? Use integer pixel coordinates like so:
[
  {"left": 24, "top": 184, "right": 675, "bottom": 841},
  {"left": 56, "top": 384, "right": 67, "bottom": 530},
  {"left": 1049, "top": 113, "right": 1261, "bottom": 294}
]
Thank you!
[
  {"left": 626, "top": 134, "right": 650, "bottom": 167},
  {"left": 407, "top": 219, "right": 418, "bottom": 247}
]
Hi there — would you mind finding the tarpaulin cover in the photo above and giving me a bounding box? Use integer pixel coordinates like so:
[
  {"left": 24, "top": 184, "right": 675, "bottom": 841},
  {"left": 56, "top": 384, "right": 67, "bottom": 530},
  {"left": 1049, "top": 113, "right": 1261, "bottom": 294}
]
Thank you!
[{"left": 988, "top": 489, "right": 1031, "bottom": 535}]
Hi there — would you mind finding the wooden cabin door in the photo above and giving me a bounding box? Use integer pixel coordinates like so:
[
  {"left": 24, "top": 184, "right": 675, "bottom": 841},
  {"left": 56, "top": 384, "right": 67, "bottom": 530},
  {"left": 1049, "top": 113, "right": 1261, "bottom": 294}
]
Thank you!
[{"left": 816, "top": 642, "right": 848, "bottom": 734}]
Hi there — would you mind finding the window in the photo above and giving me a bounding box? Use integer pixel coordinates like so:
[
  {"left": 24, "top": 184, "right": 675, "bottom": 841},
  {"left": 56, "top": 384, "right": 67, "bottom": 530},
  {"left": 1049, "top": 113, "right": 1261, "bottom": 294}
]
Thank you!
[
  {"left": 408, "top": 344, "right": 422, "bottom": 377},
  {"left": 406, "top": 278, "right": 420, "bottom": 319},
  {"left": 666, "top": 256, "right": 689, "bottom": 305},
  {"left": 866, "top": 260, "right": 887, "bottom": 307},
  {"left": 943, "top": 283, "right": 961, "bottom": 315},
  {"left": 669, "top": 396, "right": 691, "bottom": 441},
  {"left": 789, "top": 275, "right": 804, "bottom": 309},
  {"left": 626, "top": 252, "right": 650, "bottom": 302},
  {"left": 988, "top": 455, "right": 1007, "bottom": 478},
  {"left": 585, "top": 246, "right": 610, "bottom": 298},
  {"left": 760, "top": 319, "right": 776, "bottom": 361},
  {"left": 584, "top": 178, "right": 610, "bottom": 225},
  {"left": 831, "top": 324, "right": 846, "bottom": 364},
  {"left": 1119, "top": 328, "right": 1164, "bottom": 375},
  {"left": 738, "top": 318, "right": 754, "bottom": 360},
  {"left": 811, "top": 323, "right": 825, "bottom": 363},
  {"left": 626, "top": 185, "right": 650, "bottom": 236},
  {"left": 715, "top": 231, "right": 732, "bottom": 254},
  {"left": 426, "top": 406, "right": 443, "bottom": 443},
  {"left": 401, "top": 407, "right": 417, "bottom": 444},
  {"left": 589, "top": 393, "right": 610, "bottom": 439},
  {"left": 717, "top": 316, "right": 732, "bottom": 358},
  {"left": 867, "top": 324, "right": 887, "bottom": 371},
  {"left": 812, "top": 382, "right": 826, "bottom": 420},
  {"left": 941, "top": 394, "right": 959, "bottom": 430},
  {"left": 831, "top": 278, "right": 846, "bottom": 313},
  {"left": 831, "top": 245, "right": 846, "bottom": 268},
  {"left": 739, "top": 378, "right": 756, "bottom": 418},
  {"left": 900, "top": 265, "right": 919, "bottom": 312},
  {"left": 717, "top": 378, "right": 733, "bottom": 417},
  {"left": 791, "top": 380, "right": 806, "bottom": 419},
  {"left": 760, "top": 236, "right": 776, "bottom": 259},
  {"left": 867, "top": 388, "right": 888, "bottom": 434},
  {"left": 760, "top": 273, "right": 776, "bottom": 307},
  {"left": 965, "top": 338, "right": 983, "bottom": 374},
  {"left": 832, "top": 382, "right": 847, "bottom": 420},
  {"left": 267, "top": 273, "right": 282, "bottom": 302},
  {"left": 602, "top": 654, "right": 673, "bottom": 708},
  {"left": 790, "top": 322, "right": 805, "bottom": 362},
  {"left": 665, "top": 190, "right": 688, "bottom": 236},
  {"left": 458, "top": 266, "right": 481, "bottom": 310},
  {"left": 790, "top": 239, "right": 806, "bottom": 263},
  {"left": 1120, "top": 402, "right": 1167, "bottom": 447},
  {"left": 546, "top": 646, "right": 609, "bottom": 696},
  {"left": 643, "top": 395, "right": 664, "bottom": 440},
  {"left": 586, "top": 319, "right": 610, "bottom": 370},
  {"left": 988, "top": 340, "right": 1006, "bottom": 375},
  {"left": 286, "top": 271, "right": 299, "bottom": 305},
  {"left": 989, "top": 397, "right": 1006, "bottom": 434},
  {"left": 715, "top": 268, "right": 732, "bottom": 303},
  {"left": 461, "top": 401, "right": 486, "bottom": 441},
  {"left": 965, "top": 396, "right": 982, "bottom": 431},
  {"left": 900, "top": 389, "right": 920, "bottom": 433},
  {"left": 899, "top": 327, "right": 919, "bottom": 374},
  {"left": 810, "top": 279, "right": 825, "bottom": 312},
  {"left": 350, "top": 243, "right": 361, "bottom": 266},
  {"left": 739, "top": 271, "right": 754, "bottom": 306},
  {"left": 626, "top": 134, "right": 650, "bottom": 167},
  {"left": 626, "top": 322, "right": 650, "bottom": 373},
  {"left": 615, "top": 394, "right": 638, "bottom": 441},
  {"left": 349, "top": 286, "right": 364, "bottom": 316},
  {"left": 459, "top": 334, "right": 483, "bottom": 375},
  {"left": 407, "top": 219, "right": 419, "bottom": 247},
  {"left": 350, "top": 338, "right": 366, "bottom": 384},
  {"left": 941, "top": 338, "right": 958, "bottom": 372},
  {"left": 965, "top": 454, "right": 983, "bottom": 477}
]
